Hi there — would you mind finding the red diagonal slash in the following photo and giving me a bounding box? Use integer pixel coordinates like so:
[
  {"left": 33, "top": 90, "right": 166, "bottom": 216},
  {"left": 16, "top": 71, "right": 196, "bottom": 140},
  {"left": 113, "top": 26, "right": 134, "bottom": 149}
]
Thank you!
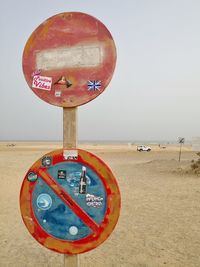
[{"left": 38, "top": 169, "right": 100, "bottom": 234}]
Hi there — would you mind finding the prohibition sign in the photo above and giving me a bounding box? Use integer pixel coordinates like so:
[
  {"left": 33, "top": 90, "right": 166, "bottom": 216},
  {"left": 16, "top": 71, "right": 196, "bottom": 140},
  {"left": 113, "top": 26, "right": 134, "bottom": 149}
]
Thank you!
[
  {"left": 20, "top": 149, "right": 121, "bottom": 254},
  {"left": 22, "top": 12, "right": 117, "bottom": 107}
]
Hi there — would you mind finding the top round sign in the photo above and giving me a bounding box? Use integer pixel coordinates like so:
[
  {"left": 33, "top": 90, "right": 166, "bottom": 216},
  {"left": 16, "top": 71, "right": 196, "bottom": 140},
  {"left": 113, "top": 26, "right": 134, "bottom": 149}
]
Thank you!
[{"left": 22, "top": 12, "right": 117, "bottom": 107}]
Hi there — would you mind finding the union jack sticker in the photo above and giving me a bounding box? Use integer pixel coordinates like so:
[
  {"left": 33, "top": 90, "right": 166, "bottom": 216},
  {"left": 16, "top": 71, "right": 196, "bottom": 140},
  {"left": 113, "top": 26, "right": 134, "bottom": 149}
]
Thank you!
[{"left": 87, "top": 80, "right": 101, "bottom": 91}]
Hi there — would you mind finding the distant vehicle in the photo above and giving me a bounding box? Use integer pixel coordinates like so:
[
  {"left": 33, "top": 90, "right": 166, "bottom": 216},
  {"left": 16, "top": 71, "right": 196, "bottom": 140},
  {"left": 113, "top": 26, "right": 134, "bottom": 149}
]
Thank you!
[{"left": 137, "top": 145, "right": 151, "bottom": 152}]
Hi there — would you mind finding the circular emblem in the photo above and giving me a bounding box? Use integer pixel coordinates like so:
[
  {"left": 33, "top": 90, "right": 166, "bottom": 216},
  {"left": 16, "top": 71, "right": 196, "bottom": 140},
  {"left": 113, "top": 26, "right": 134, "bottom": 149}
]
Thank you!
[
  {"left": 37, "top": 194, "right": 52, "bottom": 210},
  {"left": 27, "top": 172, "right": 38, "bottom": 182},
  {"left": 69, "top": 226, "right": 79, "bottom": 236},
  {"left": 41, "top": 156, "right": 52, "bottom": 167}
]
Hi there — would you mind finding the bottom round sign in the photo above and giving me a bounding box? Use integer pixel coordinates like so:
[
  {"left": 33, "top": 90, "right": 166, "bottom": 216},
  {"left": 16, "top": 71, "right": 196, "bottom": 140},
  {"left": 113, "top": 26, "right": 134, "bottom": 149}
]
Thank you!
[{"left": 20, "top": 149, "right": 121, "bottom": 254}]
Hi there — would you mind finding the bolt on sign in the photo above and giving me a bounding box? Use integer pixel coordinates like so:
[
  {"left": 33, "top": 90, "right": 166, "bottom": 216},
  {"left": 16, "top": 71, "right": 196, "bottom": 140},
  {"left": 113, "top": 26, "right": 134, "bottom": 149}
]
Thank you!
[
  {"left": 22, "top": 12, "right": 117, "bottom": 107},
  {"left": 20, "top": 149, "right": 121, "bottom": 254}
]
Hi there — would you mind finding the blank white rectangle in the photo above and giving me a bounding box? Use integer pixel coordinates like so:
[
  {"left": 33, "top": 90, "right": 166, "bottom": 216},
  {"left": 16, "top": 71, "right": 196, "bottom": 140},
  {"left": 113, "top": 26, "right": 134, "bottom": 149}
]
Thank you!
[{"left": 36, "top": 44, "right": 103, "bottom": 70}]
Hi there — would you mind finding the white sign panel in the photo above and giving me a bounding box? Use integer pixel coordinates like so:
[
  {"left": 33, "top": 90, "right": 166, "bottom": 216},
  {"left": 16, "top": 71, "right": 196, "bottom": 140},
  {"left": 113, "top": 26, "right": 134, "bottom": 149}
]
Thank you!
[{"left": 36, "top": 44, "right": 103, "bottom": 70}]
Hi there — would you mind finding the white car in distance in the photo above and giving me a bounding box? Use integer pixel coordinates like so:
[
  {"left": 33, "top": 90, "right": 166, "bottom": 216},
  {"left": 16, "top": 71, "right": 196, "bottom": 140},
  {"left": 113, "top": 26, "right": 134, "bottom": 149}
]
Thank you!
[{"left": 137, "top": 145, "right": 151, "bottom": 152}]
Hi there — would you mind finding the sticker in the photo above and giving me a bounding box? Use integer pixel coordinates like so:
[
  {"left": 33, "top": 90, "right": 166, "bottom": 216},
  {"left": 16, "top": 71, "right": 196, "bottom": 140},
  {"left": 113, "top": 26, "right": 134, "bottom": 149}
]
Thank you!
[
  {"left": 79, "top": 166, "right": 87, "bottom": 194},
  {"left": 37, "top": 194, "right": 52, "bottom": 210},
  {"left": 69, "top": 226, "right": 78, "bottom": 236},
  {"left": 27, "top": 172, "right": 38, "bottom": 182},
  {"left": 87, "top": 80, "right": 101, "bottom": 91},
  {"left": 64, "top": 150, "right": 78, "bottom": 160},
  {"left": 32, "top": 75, "right": 52, "bottom": 91},
  {"left": 58, "top": 170, "right": 66, "bottom": 179},
  {"left": 86, "top": 193, "right": 103, "bottom": 208},
  {"left": 41, "top": 156, "right": 52, "bottom": 167},
  {"left": 55, "top": 91, "right": 61, "bottom": 97},
  {"left": 31, "top": 69, "right": 41, "bottom": 77},
  {"left": 54, "top": 76, "right": 72, "bottom": 88},
  {"left": 66, "top": 171, "right": 91, "bottom": 196}
]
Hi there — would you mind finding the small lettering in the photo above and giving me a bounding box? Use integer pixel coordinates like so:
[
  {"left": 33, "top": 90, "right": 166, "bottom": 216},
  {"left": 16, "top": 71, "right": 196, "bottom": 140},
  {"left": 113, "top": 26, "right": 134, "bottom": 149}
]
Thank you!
[{"left": 32, "top": 75, "right": 52, "bottom": 91}]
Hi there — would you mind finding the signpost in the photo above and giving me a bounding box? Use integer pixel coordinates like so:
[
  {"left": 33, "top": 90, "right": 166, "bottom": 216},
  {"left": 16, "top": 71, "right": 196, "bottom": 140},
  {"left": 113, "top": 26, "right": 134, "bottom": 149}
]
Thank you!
[
  {"left": 63, "top": 107, "right": 78, "bottom": 267},
  {"left": 20, "top": 11, "right": 120, "bottom": 267}
]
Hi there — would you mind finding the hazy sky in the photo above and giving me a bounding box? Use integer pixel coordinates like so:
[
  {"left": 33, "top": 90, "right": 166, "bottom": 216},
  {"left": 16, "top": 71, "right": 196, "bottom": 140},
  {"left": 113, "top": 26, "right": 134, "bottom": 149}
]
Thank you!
[{"left": 1, "top": 0, "right": 200, "bottom": 141}]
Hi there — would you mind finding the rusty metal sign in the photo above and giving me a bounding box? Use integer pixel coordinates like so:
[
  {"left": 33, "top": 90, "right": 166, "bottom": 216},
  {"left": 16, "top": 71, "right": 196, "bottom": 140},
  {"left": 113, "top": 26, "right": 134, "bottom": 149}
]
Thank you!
[
  {"left": 22, "top": 12, "right": 117, "bottom": 107},
  {"left": 20, "top": 149, "right": 121, "bottom": 254}
]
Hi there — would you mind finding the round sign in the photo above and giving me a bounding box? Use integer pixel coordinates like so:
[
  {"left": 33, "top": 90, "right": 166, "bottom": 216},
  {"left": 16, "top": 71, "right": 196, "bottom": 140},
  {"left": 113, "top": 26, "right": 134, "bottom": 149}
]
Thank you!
[
  {"left": 22, "top": 12, "right": 117, "bottom": 107},
  {"left": 20, "top": 149, "right": 121, "bottom": 254}
]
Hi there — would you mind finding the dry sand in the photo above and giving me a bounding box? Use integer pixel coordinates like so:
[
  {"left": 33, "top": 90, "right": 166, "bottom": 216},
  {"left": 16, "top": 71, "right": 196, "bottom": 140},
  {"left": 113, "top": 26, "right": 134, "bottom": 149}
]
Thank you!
[{"left": 0, "top": 142, "right": 200, "bottom": 267}]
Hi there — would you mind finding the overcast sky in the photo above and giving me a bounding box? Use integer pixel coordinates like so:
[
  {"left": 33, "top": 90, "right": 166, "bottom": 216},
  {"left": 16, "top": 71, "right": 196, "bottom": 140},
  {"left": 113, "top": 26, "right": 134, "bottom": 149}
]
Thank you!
[{"left": 1, "top": 0, "right": 200, "bottom": 142}]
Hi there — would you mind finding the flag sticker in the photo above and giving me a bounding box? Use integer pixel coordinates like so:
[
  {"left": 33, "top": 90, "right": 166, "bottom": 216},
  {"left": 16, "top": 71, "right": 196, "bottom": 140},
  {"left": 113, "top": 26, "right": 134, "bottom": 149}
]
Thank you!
[{"left": 87, "top": 80, "right": 101, "bottom": 91}]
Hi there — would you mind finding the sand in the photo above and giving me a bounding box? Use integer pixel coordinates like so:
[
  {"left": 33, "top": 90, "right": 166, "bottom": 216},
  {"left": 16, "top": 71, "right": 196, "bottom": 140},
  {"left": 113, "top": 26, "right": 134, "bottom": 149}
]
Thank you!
[{"left": 0, "top": 142, "right": 200, "bottom": 267}]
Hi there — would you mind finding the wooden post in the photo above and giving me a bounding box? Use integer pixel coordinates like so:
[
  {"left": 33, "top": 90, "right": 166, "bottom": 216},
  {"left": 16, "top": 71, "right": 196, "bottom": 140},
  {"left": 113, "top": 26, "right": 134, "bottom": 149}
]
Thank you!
[
  {"left": 64, "top": 254, "right": 79, "bottom": 267},
  {"left": 63, "top": 107, "right": 79, "bottom": 267},
  {"left": 178, "top": 142, "right": 182, "bottom": 162},
  {"left": 63, "top": 107, "right": 78, "bottom": 149}
]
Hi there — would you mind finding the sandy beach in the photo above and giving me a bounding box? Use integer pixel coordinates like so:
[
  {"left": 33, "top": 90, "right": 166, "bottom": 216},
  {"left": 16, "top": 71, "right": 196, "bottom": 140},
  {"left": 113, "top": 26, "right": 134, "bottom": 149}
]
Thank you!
[{"left": 0, "top": 142, "right": 200, "bottom": 267}]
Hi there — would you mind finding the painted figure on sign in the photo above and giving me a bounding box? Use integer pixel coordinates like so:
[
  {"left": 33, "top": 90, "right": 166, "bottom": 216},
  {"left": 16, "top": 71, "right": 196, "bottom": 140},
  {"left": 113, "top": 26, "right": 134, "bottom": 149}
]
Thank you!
[{"left": 79, "top": 166, "right": 87, "bottom": 194}]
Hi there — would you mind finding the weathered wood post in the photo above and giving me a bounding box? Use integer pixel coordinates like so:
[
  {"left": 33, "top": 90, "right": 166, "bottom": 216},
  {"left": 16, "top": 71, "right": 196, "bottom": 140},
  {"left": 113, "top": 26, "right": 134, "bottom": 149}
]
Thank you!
[{"left": 63, "top": 107, "right": 79, "bottom": 267}]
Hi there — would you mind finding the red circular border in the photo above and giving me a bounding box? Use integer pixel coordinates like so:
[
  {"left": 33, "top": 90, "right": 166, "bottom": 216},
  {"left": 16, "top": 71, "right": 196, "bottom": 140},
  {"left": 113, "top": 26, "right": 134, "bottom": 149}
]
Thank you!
[
  {"left": 22, "top": 12, "right": 117, "bottom": 107},
  {"left": 20, "top": 149, "right": 121, "bottom": 254}
]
